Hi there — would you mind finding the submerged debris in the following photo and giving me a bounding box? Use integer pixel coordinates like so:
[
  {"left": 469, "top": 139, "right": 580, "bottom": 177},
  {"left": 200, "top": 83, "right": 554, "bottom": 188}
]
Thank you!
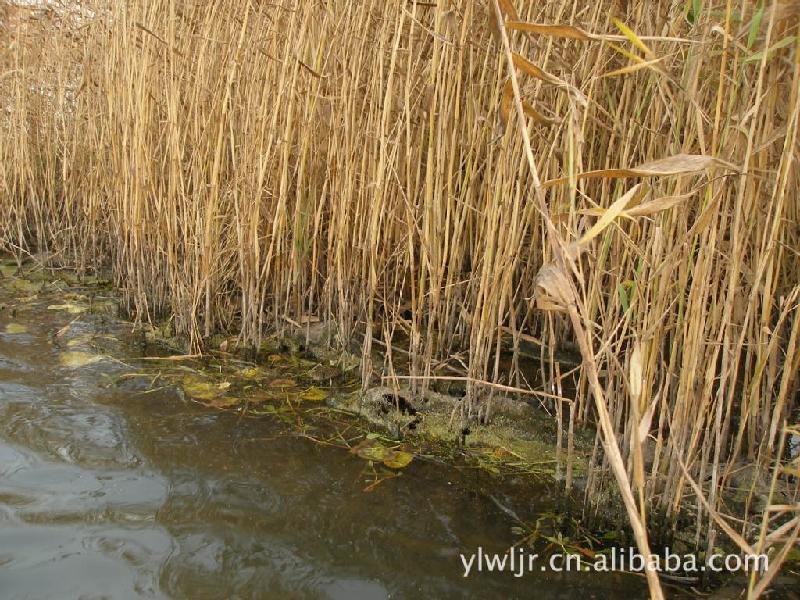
[
  {"left": 4, "top": 323, "right": 28, "bottom": 334},
  {"left": 59, "top": 351, "right": 108, "bottom": 368}
]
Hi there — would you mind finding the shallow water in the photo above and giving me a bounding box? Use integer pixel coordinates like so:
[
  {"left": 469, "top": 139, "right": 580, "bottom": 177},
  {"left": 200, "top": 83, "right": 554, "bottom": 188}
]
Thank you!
[{"left": 0, "top": 278, "right": 648, "bottom": 599}]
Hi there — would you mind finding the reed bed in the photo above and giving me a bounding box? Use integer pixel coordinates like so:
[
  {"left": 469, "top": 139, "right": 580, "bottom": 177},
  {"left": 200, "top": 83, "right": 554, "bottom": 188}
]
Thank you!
[{"left": 1, "top": 0, "right": 798, "bottom": 595}]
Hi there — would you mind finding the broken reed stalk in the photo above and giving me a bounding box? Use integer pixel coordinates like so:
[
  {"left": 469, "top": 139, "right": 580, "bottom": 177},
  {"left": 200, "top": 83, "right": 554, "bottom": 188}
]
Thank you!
[{"left": 1, "top": 2, "right": 798, "bottom": 595}]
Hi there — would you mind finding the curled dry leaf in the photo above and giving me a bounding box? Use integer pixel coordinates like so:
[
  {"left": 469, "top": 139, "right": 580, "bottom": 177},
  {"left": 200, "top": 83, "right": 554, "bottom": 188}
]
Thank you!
[{"left": 533, "top": 262, "right": 574, "bottom": 312}]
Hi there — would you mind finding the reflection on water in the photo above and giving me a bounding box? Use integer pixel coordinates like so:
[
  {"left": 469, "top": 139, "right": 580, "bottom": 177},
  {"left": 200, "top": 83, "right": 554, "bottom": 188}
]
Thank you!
[{"left": 0, "top": 285, "right": 645, "bottom": 599}]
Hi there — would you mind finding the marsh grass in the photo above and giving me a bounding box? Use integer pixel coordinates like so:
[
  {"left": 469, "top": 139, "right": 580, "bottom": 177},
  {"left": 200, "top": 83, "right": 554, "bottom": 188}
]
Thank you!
[{"left": 1, "top": 0, "right": 798, "bottom": 595}]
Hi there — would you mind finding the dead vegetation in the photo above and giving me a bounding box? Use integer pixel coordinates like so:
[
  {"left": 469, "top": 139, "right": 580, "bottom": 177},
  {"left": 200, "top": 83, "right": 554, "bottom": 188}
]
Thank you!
[{"left": 1, "top": 0, "right": 798, "bottom": 596}]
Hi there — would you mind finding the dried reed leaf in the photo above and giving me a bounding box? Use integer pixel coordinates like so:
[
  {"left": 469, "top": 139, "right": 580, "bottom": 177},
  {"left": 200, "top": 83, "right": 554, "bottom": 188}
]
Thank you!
[
  {"left": 534, "top": 295, "right": 568, "bottom": 312},
  {"left": 542, "top": 153, "right": 737, "bottom": 188},
  {"left": 506, "top": 20, "right": 694, "bottom": 45},
  {"left": 577, "top": 184, "right": 647, "bottom": 246},
  {"left": 512, "top": 53, "right": 563, "bottom": 85},
  {"left": 625, "top": 192, "right": 694, "bottom": 217},
  {"left": 633, "top": 154, "right": 737, "bottom": 175},
  {"left": 611, "top": 18, "right": 654, "bottom": 58},
  {"left": 629, "top": 340, "right": 643, "bottom": 403},
  {"left": 505, "top": 21, "right": 595, "bottom": 40},
  {"left": 500, "top": 79, "right": 555, "bottom": 126},
  {"left": 581, "top": 190, "right": 692, "bottom": 224},
  {"left": 297, "top": 59, "right": 325, "bottom": 79},
  {"left": 499, "top": 82, "right": 512, "bottom": 123},
  {"left": 520, "top": 100, "right": 553, "bottom": 124},
  {"left": 601, "top": 56, "right": 665, "bottom": 78},
  {"left": 607, "top": 42, "right": 646, "bottom": 64},
  {"left": 510, "top": 53, "right": 586, "bottom": 105},
  {"left": 496, "top": 0, "right": 519, "bottom": 21},
  {"left": 638, "top": 391, "right": 659, "bottom": 441}
]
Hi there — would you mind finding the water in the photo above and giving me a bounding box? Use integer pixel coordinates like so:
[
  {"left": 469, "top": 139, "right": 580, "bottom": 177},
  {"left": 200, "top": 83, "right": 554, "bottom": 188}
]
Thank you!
[{"left": 0, "top": 276, "right": 646, "bottom": 599}]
